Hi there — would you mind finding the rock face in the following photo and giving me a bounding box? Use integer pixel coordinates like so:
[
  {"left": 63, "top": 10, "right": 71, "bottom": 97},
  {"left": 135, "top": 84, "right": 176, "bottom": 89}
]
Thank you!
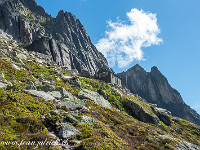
[
  {"left": 0, "top": 0, "right": 110, "bottom": 75},
  {"left": 118, "top": 64, "right": 200, "bottom": 125}
]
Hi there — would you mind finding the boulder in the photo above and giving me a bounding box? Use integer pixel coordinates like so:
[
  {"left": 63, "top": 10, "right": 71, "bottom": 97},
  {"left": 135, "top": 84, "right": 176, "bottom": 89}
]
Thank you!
[
  {"left": 78, "top": 88, "right": 112, "bottom": 109},
  {"left": 59, "top": 123, "right": 80, "bottom": 139},
  {"left": 125, "top": 99, "right": 159, "bottom": 125},
  {"left": 155, "top": 108, "right": 171, "bottom": 126},
  {"left": 25, "top": 90, "right": 55, "bottom": 101}
]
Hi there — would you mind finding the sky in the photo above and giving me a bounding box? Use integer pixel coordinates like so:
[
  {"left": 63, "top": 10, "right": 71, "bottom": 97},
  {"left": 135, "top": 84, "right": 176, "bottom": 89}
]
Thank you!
[{"left": 35, "top": 0, "right": 200, "bottom": 114}]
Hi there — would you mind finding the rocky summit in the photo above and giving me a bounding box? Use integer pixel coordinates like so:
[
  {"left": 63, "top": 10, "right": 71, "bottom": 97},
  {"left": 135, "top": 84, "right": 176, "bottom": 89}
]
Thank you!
[
  {"left": 118, "top": 64, "right": 200, "bottom": 126},
  {"left": 0, "top": 0, "right": 109, "bottom": 75}
]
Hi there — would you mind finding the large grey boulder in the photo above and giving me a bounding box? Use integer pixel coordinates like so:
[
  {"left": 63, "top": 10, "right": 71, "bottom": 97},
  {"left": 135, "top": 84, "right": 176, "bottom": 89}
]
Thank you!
[
  {"left": 125, "top": 99, "right": 159, "bottom": 125},
  {"left": 154, "top": 107, "right": 171, "bottom": 126},
  {"left": 25, "top": 90, "right": 55, "bottom": 101},
  {"left": 59, "top": 123, "right": 80, "bottom": 139},
  {"left": 78, "top": 88, "right": 112, "bottom": 109}
]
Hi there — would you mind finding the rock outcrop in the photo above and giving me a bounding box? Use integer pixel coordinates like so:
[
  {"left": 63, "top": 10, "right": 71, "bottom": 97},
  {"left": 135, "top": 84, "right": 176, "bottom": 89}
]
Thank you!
[
  {"left": 0, "top": 0, "right": 110, "bottom": 75},
  {"left": 118, "top": 64, "right": 200, "bottom": 125},
  {"left": 125, "top": 99, "right": 160, "bottom": 125}
]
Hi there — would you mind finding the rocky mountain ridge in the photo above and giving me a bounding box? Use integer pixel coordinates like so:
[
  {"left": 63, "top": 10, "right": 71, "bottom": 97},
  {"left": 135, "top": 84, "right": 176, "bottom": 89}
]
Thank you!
[
  {"left": 0, "top": 0, "right": 110, "bottom": 75},
  {"left": 118, "top": 64, "right": 200, "bottom": 125}
]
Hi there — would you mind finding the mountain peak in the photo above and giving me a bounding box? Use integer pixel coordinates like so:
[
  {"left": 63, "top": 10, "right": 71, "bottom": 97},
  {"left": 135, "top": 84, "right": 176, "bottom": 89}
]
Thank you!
[
  {"left": 128, "top": 64, "right": 144, "bottom": 72},
  {"left": 151, "top": 66, "right": 159, "bottom": 71},
  {"left": 118, "top": 65, "right": 200, "bottom": 125},
  {"left": 150, "top": 66, "right": 167, "bottom": 82},
  {"left": 134, "top": 64, "right": 143, "bottom": 69},
  {"left": 56, "top": 10, "right": 65, "bottom": 19},
  {"left": 151, "top": 66, "right": 161, "bottom": 75}
]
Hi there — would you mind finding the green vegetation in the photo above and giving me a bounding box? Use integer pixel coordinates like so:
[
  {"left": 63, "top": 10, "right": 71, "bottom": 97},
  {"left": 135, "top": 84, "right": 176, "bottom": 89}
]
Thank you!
[{"left": 0, "top": 90, "right": 55, "bottom": 149}]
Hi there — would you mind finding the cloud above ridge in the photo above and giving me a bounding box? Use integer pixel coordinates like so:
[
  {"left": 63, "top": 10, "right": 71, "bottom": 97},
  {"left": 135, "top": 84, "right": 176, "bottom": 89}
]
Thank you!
[{"left": 96, "top": 8, "right": 162, "bottom": 68}]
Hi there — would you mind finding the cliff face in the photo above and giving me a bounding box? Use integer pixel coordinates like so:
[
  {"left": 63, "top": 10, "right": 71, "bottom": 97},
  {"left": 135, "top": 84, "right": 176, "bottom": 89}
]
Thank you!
[
  {"left": 0, "top": 0, "right": 109, "bottom": 74},
  {"left": 118, "top": 64, "right": 200, "bottom": 125}
]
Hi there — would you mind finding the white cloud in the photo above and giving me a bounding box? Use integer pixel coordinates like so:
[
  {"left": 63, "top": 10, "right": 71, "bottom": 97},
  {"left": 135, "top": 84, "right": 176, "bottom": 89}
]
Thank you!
[{"left": 96, "top": 8, "right": 162, "bottom": 68}]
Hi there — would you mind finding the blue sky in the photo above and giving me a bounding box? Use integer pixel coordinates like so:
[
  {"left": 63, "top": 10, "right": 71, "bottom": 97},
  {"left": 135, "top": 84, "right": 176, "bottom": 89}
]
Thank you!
[{"left": 36, "top": 0, "right": 200, "bottom": 114}]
